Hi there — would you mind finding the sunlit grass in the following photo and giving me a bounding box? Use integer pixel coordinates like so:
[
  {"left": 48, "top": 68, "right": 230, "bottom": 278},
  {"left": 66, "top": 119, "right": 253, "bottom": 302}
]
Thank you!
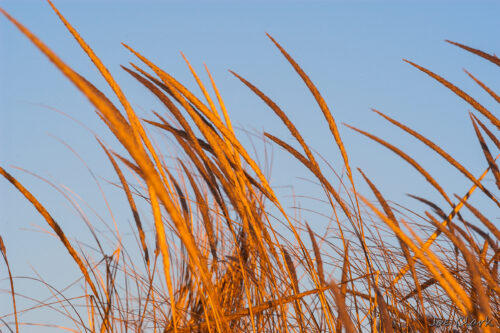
[{"left": 1, "top": 2, "right": 499, "bottom": 332}]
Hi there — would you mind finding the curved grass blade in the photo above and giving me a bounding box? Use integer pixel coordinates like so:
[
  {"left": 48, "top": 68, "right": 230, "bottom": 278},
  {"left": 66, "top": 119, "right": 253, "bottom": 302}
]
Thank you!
[
  {"left": 98, "top": 141, "right": 150, "bottom": 267},
  {"left": 463, "top": 69, "right": 500, "bottom": 104},
  {"left": 344, "top": 123, "right": 453, "bottom": 206},
  {"left": 0, "top": 236, "right": 19, "bottom": 333},
  {"left": 0, "top": 167, "right": 100, "bottom": 302},
  {"left": 446, "top": 40, "right": 500, "bottom": 67},
  {"left": 403, "top": 59, "right": 500, "bottom": 130},
  {"left": 470, "top": 115, "right": 500, "bottom": 190},
  {"left": 372, "top": 108, "right": 500, "bottom": 207},
  {"left": 391, "top": 159, "right": 496, "bottom": 287}
]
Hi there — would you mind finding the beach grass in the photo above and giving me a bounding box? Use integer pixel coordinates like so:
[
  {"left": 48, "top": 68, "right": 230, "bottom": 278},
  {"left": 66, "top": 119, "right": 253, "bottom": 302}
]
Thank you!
[{"left": 1, "top": 2, "right": 499, "bottom": 332}]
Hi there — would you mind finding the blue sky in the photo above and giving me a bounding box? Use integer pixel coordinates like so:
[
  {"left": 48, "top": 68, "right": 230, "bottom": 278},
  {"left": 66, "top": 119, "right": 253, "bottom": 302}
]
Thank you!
[{"left": 1, "top": 1, "right": 499, "bottom": 331}]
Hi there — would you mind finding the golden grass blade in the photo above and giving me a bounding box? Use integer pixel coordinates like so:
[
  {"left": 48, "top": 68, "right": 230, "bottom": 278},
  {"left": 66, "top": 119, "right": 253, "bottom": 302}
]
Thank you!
[
  {"left": 230, "top": 71, "right": 317, "bottom": 163},
  {"left": 148, "top": 186, "right": 178, "bottom": 333},
  {"left": 373, "top": 108, "right": 500, "bottom": 207},
  {"left": 403, "top": 59, "right": 500, "bottom": 130},
  {"left": 46, "top": 0, "right": 145, "bottom": 148},
  {"left": 357, "top": 168, "right": 428, "bottom": 329},
  {"left": 391, "top": 159, "right": 496, "bottom": 287},
  {"left": 265, "top": 33, "right": 365, "bottom": 232},
  {"left": 180, "top": 53, "right": 218, "bottom": 116},
  {"left": 265, "top": 34, "right": 354, "bottom": 182},
  {"left": 263, "top": 132, "right": 374, "bottom": 306},
  {"left": 174, "top": 285, "right": 341, "bottom": 332},
  {"left": 0, "top": 6, "right": 163, "bottom": 214},
  {"left": 426, "top": 212, "right": 498, "bottom": 292},
  {"left": 48, "top": 4, "right": 179, "bottom": 220},
  {"left": 124, "top": 48, "right": 332, "bottom": 319},
  {"left": 123, "top": 44, "right": 278, "bottom": 203},
  {"left": 230, "top": 69, "right": 358, "bottom": 312},
  {"left": 358, "top": 194, "right": 473, "bottom": 314},
  {"left": 0, "top": 167, "right": 100, "bottom": 301},
  {"left": 204, "top": 64, "right": 237, "bottom": 142},
  {"left": 463, "top": 69, "right": 500, "bottom": 104},
  {"left": 446, "top": 40, "right": 500, "bottom": 67}
]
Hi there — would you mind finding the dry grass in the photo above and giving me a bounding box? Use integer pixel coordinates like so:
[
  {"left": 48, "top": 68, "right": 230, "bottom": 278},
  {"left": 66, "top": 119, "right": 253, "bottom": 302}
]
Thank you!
[{"left": 1, "top": 2, "right": 499, "bottom": 332}]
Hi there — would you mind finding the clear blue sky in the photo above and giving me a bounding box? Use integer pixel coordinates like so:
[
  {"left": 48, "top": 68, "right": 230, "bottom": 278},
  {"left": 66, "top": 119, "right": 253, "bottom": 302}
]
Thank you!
[{"left": 1, "top": 1, "right": 499, "bottom": 331}]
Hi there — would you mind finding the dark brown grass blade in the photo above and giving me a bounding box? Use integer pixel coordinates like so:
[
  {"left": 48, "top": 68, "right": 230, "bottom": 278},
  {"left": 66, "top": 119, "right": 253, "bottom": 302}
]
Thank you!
[
  {"left": 282, "top": 247, "right": 299, "bottom": 292},
  {"left": 403, "top": 59, "right": 500, "bottom": 130},
  {"left": 463, "top": 69, "right": 500, "bottom": 104},
  {"left": 446, "top": 40, "right": 500, "bottom": 67},
  {"left": 124, "top": 44, "right": 279, "bottom": 212},
  {"left": 358, "top": 169, "right": 428, "bottom": 329},
  {"left": 146, "top": 116, "right": 268, "bottom": 197},
  {"left": 469, "top": 114, "right": 500, "bottom": 190},
  {"left": 374, "top": 284, "right": 394, "bottom": 333},
  {"left": 168, "top": 170, "right": 191, "bottom": 223},
  {"left": 282, "top": 247, "right": 305, "bottom": 333},
  {"left": 407, "top": 194, "right": 447, "bottom": 219},
  {"left": 175, "top": 285, "right": 338, "bottom": 332},
  {"left": 145, "top": 119, "right": 213, "bottom": 152},
  {"left": 392, "top": 162, "right": 493, "bottom": 286},
  {"left": 427, "top": 212, "right": 500, "bottom": 297},
  {"left": 463, "top": 251, "right": 494, "bottom": 323},
  {"left": 470, "top": 113, "right": 500, "bottom": 150},
  {"left": 460, "top": 217, "right": 498, "bottom": 252},
  {"left": 229, "top": 71, "right": 317, "bottom": 164},
  {"left": 372, "top": 108, "right": 500, "bottom": 207},
  {"left": 336, "top": 242, "right": 351, "bottom": 333},
  {"left": 454, "top": 194, "right": 500, "bottom": 242},
  {"left": 492, "top": 259, "right": 498, "bottom": 283},
  {"left": 98, "top": 141, "right": 150, "bottom": 266},
  {"left": 426, "top": 213, "right": 497, "bottom": 318},
  {"left": 180, "top": 161, "right": 218, "bottom": 261},
  {"left": 344, "top": 123, "right": 453, "bottom": 206},
  {"left": 263, "top": 132, "right": 353, "bottom": 222},
  {"left": 329, "top": 281, "right": 357, "bottom": 333},
  {"left": 306, "top": 223, "right": 324, "bottom": 285},
  {"left": 0, "top": 167, "right": 100, "bottom": 300},
  {"left": 0, "top": 236, "right": 19, "bottom": 333},
  {"left": 402, "top": 276, "right": 438, "bottom": 301}
]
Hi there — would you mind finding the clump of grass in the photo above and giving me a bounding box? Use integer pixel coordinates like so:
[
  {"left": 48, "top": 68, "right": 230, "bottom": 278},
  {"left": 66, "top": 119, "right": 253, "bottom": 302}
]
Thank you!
[{"left": 1, "top": 2, "right": 499, "bottom": 332}]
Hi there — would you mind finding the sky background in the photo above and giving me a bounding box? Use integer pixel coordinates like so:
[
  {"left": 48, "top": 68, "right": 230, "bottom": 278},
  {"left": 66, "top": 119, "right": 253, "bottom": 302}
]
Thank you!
[{"left": 1, "top": 1, "right": 499, "bottom": 331}]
